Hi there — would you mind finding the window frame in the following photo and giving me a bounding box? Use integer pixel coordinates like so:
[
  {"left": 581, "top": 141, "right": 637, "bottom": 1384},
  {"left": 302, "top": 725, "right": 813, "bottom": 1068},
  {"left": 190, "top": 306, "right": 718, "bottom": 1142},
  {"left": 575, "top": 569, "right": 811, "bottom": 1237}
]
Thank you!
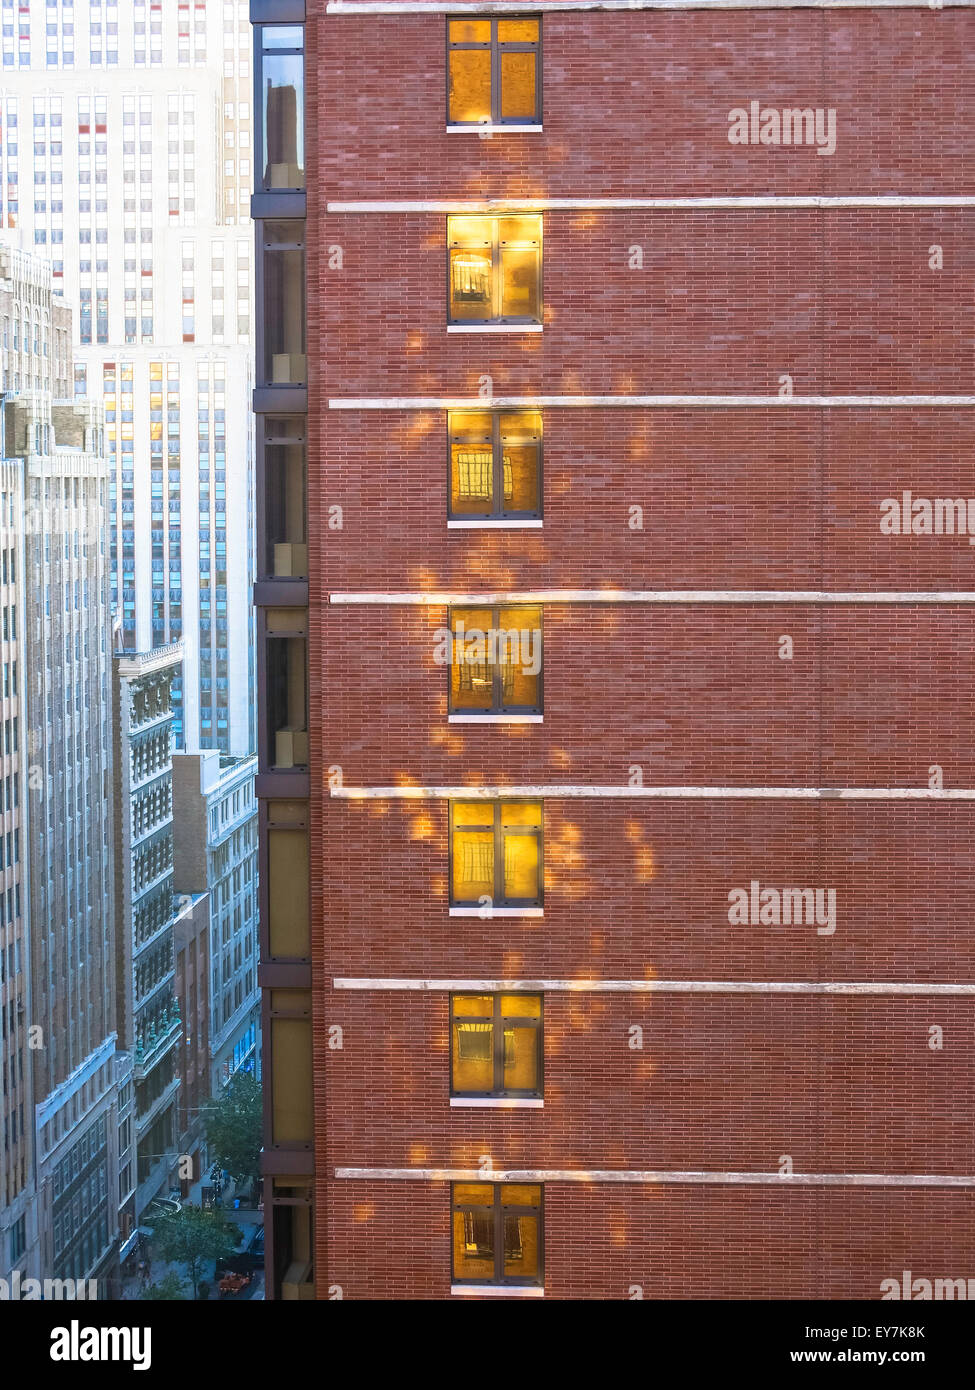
[
  {"left": 254, "top": 22, "right": 305, "bottom": 193},
  {"left": 450, "top": 991, "right": 544, "bottom": 1098},
  {"left": 447, "top": 603, "right": 543, "bottom": 715},
  {"left": 451, "top": 1182, "right": 544, "bottom": 1288},
  {"left": 447, "top": 214, "right": 542, "bottom": 326},
  {"left": 445, "top": 16, "right": 542, "bottom": 128},
  {"left": 447, "top": 410, "right": 542, "bottom": 520},
  {"left": 448, "top": 797, "right": 543, "bottom": 909}
]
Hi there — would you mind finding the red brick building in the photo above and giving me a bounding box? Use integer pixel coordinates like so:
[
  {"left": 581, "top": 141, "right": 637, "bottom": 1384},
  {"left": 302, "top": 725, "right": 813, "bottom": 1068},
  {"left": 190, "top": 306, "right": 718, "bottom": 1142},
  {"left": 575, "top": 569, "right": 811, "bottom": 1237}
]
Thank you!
[{"left": 252, "top": 0, "right": 975, "bottom": 1299}]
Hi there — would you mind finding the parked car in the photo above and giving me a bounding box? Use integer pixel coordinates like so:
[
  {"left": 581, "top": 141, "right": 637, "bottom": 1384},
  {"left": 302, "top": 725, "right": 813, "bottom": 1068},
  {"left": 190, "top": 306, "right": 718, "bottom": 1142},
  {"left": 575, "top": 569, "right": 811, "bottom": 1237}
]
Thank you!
[{"left": 215, "top": 1226, "right": 264, "bottom": 1277}]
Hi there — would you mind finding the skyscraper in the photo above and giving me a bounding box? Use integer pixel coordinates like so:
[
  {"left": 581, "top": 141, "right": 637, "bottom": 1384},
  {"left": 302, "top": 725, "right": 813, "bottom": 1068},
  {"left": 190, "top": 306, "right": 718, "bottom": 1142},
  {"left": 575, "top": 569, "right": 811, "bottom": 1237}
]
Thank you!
[
  {"left": 0, "top": 241, "right": 117, "bottom": 1287},
  {"left": 0, "top": 0, "right": 256, "bottom": 754},
  {"left": 255, "top": 0, "right": 975, "bottom": 1299}
]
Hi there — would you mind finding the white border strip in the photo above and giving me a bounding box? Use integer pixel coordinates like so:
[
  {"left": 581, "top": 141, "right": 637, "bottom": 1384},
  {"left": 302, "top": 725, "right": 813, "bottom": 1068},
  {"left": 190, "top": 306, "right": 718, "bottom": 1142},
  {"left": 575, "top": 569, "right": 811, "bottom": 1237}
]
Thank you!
[
  {"left": 330, "top": 785, "right": 975, "bottom": 799},
  {"left": 328, "top": 589, "right": 975, "bottom": 604},
  {"left": 335, "top": 1166, "right": 975, "bottom": 1188},
  {"left": 329, "top": 395, "right": 975, "bottom": 409},
  {"left": 329, "top": 1, "right": 975, "bottom": 13},
  {"left": 327, "top": 197, "right": 975, "bottom": 212},
  {"left": 333, "top": 978, "right": 975, "bottom": 996}
]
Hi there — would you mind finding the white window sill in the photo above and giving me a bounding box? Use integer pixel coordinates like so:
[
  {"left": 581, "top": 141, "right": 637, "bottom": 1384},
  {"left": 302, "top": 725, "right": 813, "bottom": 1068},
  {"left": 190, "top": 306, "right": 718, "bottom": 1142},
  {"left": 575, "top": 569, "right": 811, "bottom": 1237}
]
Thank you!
[
  {"left": 451, "top": 1285, "right": 544, "bottom": 1298},
  {"left": 447, "top": 323, "right": 543, "bottom": 334},
  {"left": 448, "top": 518, "right": 543, "bottom": 529},
  {"left": 450, "top": 1097, "right": 543, "bottom": 1109},
  {"left": 448, "top": 714, "right": 543, "bottom": 725},
  {"left": 449, "top": 907, "right": 544, "bottom": 919},
  {"left": 446, "top": 125, "right": 543, "bottom": 136}
]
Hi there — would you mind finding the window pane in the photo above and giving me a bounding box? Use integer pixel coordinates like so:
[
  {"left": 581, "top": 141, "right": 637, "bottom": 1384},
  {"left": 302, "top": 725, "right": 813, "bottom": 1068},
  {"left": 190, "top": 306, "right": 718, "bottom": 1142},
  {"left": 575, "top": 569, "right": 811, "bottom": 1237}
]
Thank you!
[
  {"left": 499, "top": 605, "right": 541, "bottom": 708},
  {"left": 501, "top": 994, "right": 541, "bottom": 1018},
  {"left": 503, "top": 1212, "right": 539, "bottom": 1279},
  {"left": 450, "top": 607, "right": 494, "bottom": 710},
  {"left": 451, "top": 411, "right": 494, "bottom": 441},
  {"left": 453, "top": 801, "right": 494, "bottom": 827},
  {"left": 454, "top": 1183, "right": 494, "bottom": 1204},
  {"left": 502, "top": 1024, "right": 538, "bottom": 1091},
  {"left": 453, "top": 1018, "right": 494, "bottom": 1092},
  {"left": 453, "top": 828, "right": 494, "bottom": 900},
  {"left": 497, "top": 20, "right": 539, "bottom": 42},
  {"left": 262, "top": 26, "right": 304, "bottom": 49},
  {"left": 451, "top": 442, "right": 494, "bottom": 514},
  {"left": 262, "top": 53, "right": 304, "bottom": 188},
  {"left": 500, "top": 246, "right": 539, "bottom": 319},
  {"left": 502, "top": 832, "right": 538, "bottom": 901},
  {"left": 498, "top": 215, "right": 541, "bottom": 246},
  {"left": 453, "top": 1210, "right": 495, "bottom": 1281},
  {"left": 450, "top": 247, "right": 493, "bottom": 321},
  {"left": 448, "top": 215, "right": 493, "bottom": 248},
  {"left": 501, "top": 802, "right": 542, "bottom": 828},
  {"left": 453, "top": 995, "right": 494, "bottom": 1017},
  {"left": 449, "top": 20, "right": 491, "bottom": 43},
  {"left": 500, "top": 51, "right": 536, "bottom": 120},
  {"left": 503, "top": 443, "right": 539, "bottom": 513},
  {"left": 449, "top": 49, "right": 491, "bottom": 124}
]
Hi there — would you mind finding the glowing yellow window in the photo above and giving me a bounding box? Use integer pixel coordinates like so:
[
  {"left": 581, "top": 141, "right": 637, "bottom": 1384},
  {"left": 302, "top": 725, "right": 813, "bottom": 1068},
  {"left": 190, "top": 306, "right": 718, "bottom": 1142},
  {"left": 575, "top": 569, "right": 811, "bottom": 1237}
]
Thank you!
[
  {"left": 447, "top": 17, "right": 540, "bottom": 128},
  {"left": 448, "top": 410, "right": 541, "bottom": 519},
  {"left": 452, "top": 1183, "right": 543, "bottom": 1287},
  {"left": 448, "top": 214, "right": 541, "bottom": 325},
  {"left": 448, "top": 604, "right": 542, "bottom": 715},
  {"left": 449, "top": 799, "right": 542, "bottom": 908},
  {"left": 451, "top": 993, "right": 542, "bottom": 1097}
]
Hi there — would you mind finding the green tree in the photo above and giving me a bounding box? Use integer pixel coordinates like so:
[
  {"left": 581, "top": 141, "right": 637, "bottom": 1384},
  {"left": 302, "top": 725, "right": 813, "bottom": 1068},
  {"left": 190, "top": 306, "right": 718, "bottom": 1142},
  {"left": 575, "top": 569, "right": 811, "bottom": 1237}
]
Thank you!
[
  {"left": 151, "top": 1208, "right": 241, "bottom": 1300},
  {"left": 202, "top": 1070, "right": 262, "bottom": 1186},
  {"left": 140, "top": 1271, "right": 188, "bottom": 1301}
]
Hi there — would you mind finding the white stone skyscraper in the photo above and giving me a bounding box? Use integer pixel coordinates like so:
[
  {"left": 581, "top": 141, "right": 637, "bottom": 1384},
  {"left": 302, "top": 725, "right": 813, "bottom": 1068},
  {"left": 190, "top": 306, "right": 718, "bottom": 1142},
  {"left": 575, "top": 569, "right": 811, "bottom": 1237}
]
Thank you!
[{"left": 0, "top": 0, "right": 255, "bottom": 754}]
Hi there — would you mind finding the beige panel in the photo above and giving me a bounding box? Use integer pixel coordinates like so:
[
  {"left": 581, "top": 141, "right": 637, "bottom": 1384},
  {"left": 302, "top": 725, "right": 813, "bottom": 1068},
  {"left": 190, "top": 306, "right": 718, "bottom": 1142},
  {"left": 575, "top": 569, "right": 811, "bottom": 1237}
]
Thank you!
[{"left": 268, "top": 828, "right": 310, "bottom": 957}]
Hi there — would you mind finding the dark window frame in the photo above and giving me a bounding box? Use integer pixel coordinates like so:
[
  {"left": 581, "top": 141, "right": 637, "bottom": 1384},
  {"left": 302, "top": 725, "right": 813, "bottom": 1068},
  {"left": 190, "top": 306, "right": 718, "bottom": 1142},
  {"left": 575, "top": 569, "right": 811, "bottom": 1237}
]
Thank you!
[
  {"left": 256, "top": 220, "right": 307, "bottom": 388},
  {"left": 446, "top": 16, "right": 542, "bottom": 127},
  {"left": 448, "top": 797, "right": 543, "bottom": 909},
  {"left": 447, "top": 214, "right": 542, "bottom": 326},
  {"left": 254, "top": 22, "right": 305, "bottom": 193},
  {"left": 447, "top": 410, "right": 542, "bottom": 520},
  {"left": 450, "top": 991, "right": 543, "bottom": 1098},
  {"left": 447, "top": 603, "right": 543, "bottom": 715},
  {"left": 451, "top": 1182, "right": 544, "bottom": 1287}
]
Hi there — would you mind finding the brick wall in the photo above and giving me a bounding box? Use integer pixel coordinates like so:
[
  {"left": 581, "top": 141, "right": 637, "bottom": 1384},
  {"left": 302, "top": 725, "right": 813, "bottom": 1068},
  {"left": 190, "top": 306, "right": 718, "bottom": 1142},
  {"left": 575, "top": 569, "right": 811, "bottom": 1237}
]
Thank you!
[{"left": 305, "top": 1, "right": 975, "bottom": 1298}]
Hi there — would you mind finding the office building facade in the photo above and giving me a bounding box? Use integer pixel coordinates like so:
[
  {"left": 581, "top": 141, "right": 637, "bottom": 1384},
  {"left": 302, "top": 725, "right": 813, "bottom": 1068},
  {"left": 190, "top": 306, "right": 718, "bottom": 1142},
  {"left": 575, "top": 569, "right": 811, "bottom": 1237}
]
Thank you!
[
  {"left": 258, "top": 0, "right": 974, "bottom": 1299},
  {"left": 1, "top": 0, "right": 256, "bottom": 754}
]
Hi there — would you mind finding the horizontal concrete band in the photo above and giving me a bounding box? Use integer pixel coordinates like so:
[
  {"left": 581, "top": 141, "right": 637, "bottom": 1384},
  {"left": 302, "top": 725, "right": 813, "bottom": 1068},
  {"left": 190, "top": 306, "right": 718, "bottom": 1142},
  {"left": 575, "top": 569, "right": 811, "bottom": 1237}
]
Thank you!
[
  {"left": 328, "top": 4, "right": 975, "bottom": 19},
  {"left": 335, "top": 1167, "right": 975, "bottom": 1187},
  {"left": 333, "top": 978, "right": 975, "bottom": 995},
  {"left": 328, "top": 589, "right": 975, "bottom": 604},
  {"left": 331, "top": 785, "right": 975, "bottom": 799},
  {"left": 327, "top": 198, "right": 975, "bottom": 213},
  {"left": 329, "top": 395, "right": 975, "bottom": 408}
]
